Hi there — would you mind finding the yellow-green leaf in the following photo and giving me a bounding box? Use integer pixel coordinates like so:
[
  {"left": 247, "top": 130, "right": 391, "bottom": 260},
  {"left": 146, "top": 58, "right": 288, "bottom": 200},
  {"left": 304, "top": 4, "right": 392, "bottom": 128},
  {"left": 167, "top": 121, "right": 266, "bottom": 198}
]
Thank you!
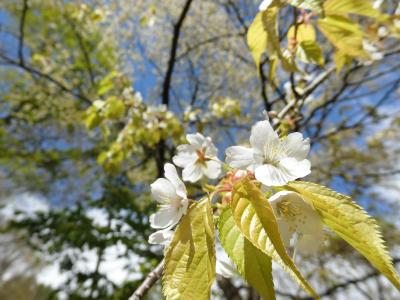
[
  {"left": 297, "top": 40, "right": 325, "bottom": 65},
  {"left": 247, "top": 12, "right": 267, "bottom": 71},
  {"left": 318, "top": 15, "right": 368, "bottom": 58},
  {"left": 163, "top": 198, "right": 216, "bottom": 300},
  {"left": 218, "top": 207, "right": 275, "bottom": 300},
  {"left": 247, "top": 7, "right": 295, "bottom": 73},
  {"left": 333, "top": 50, "right": 353, "bottom": 73},
  {"left": 231, "top": 179, "right": 319, "bottom": 298},
  {"left": 324, "top": 0, "right": 382, "bottom": 19},
  {"left": 288, "top": 23, "right": 317, "bottom": 43},
  {"left": 104, "top": 97, "right": 126, "bottom": 120},
  {"left": 286, "top": 181, "right": 400, "bottom": 291}
]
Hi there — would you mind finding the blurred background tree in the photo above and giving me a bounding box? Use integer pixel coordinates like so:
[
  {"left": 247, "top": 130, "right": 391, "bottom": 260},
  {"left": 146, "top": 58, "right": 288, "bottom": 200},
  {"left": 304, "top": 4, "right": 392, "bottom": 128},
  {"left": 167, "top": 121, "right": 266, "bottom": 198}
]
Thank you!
[{"left": 0, "top": 0, "right": 399, "bottom": 299}]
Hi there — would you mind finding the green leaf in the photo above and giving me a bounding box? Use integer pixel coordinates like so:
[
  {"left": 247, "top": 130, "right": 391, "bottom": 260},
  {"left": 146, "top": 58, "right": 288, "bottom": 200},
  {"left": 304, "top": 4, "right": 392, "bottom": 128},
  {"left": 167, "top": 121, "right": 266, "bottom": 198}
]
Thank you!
[
  {"left": 247, "top": 7, "right": 296, "bottom": 73},
  {"left": 104, "top": 97, "right": 126, "bottom": 120},
  {"left": 297, "top": 40, "right": 325, "bottom": 65},
  {"left": 286, "top": 181, "right": 400, "bottom": 291},
  {"left": 324, "top": 0, "right": 382, "bottom": 19},
  {"left": 218, "top": 207, "right": 275, "bottom": 300},
  {"left": 247, "top": 12, "right": 267, "bottom": 71},
  {"left": 98, "top": 70, "right": 119, "bottom": 96},
  {"left": 333, "top": 50, "right": 353, "bottom": 73},
  {"left": 288, "top": 23, "right": 317, "bottom": 43},
  {"left": 231, "top": 179, "right": 319, "bottom": 299},
  {"left": 318, "top": 15, "right": 368, "bottom": 58},
  {"left": 84, "top": 109, "right": 102, "bottom": 129},
  {"left": 163, "top": 198, "right": 216, "bottom": 300}
]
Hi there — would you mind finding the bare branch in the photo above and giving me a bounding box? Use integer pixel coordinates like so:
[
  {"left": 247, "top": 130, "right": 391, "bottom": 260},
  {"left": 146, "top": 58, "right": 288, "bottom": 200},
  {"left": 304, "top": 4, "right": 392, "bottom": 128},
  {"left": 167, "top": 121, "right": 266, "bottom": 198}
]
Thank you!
[
  {"left": 18, "top": 0, "right": 28, "bottom": 65},
  {"left": 129, "top": 260, "right": 163, "bottom": 300},
  {"left": 0, "top": 53, "right": 92, "bottom": 105}
]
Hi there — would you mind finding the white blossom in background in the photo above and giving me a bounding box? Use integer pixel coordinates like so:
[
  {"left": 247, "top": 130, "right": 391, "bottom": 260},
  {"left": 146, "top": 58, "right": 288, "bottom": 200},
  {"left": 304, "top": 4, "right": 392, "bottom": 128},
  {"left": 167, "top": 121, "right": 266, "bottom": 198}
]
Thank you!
[
  {"left": 225, "top": 120, "right": 311, "bottom": 186},
  {"left": 148, "top": 228, "right": 174, "bottom": 245},
  {"left": 363, "top": 40, "right": 384, "bottom": 66},
  {"left": 149, "top": 163, "right": 188, "bottom": 229},
  {"left": 373, "top": 0, "right": 384, "bottom": 9},
  {"left": 259, "top": 0, "right": 273, "bottom": 11},
  {"left": 269, "top": 191, "right": 324, "bottom": 254},
  {"left": 173, "top": 133, "right": 222, "bottom": 183}
]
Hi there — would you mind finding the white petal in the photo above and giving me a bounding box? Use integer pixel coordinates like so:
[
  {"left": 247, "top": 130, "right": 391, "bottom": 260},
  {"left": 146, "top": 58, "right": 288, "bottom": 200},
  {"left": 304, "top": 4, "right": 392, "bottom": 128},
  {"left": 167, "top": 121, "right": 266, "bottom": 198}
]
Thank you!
[
  {"left": 280, "top": 132, "right": 310, "bottom": 161},
  {"left": 250, "top": 120, "right": 278, "bottom": 153},
  {"left": 164, "top": 163, "right": 187, "bottom": 198},
  {"left": 203, "top": 160, "right": 222, "bottom": 179},
  {"left": 173, "top": 145, "right": 197, "bottom": 167},
  {"left": 151, "top": 178, "right": 177, "bottom": 203},
  {"left": 148, "top": 229, "right": 174, "bottom": 245},
  {"left": 204, "top": 137, "right": 218, "bottom": 157},
  {"left": 279, "top": 157, "right": 311, "bottom": 179},
  {"left": 269, "top": 191, "right": 323, "bottom": 240},
  {"left": 296, "top": 232, "right": 324, "bottom": 254},
  {"left": 254, "top": 164, "right": 294, "bottom": 186},
  {"left": 150, "top": 205, "right": 182, "bottom": 229},
  {"left": 259, "top": 0, "right": 273, "bottom": 11},
  {"left": 276, "top": 218, "right": 293, "bottom": 248},
  {"left": 182, "top": 163, "right": 203, "bottom": 182},
  {"left": 187, "top": 133, "right": 206, "bottom": 149},
  {"left": 225, "top": 146, "right": 255, "bottom": 169}
]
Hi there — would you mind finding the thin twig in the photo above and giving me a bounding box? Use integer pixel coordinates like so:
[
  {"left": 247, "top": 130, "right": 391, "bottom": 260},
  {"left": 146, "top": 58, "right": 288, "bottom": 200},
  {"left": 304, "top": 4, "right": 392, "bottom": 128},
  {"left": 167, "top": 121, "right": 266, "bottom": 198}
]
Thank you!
[
  {"left": 0, "top": 53, "right": 92, "bottom": 105},
  {"left": 129, "top": 260, "right": 164, "bottom": 300}
]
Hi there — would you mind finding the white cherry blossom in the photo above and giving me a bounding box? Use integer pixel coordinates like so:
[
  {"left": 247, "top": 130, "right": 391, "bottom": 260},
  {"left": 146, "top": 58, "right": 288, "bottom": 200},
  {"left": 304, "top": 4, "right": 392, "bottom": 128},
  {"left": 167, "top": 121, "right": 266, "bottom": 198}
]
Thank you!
[
  {"left": 269, "top": 191, "right": 324, "bottom": 254},
  {"left": 225, "top": 120, "right": 311, "bottom": 187},
  {"left": 149, "top": 163, "right": 188, "bottom": 229},
  {"left": 148, "top": 228, "right": 174, "bottom": 245},
  {"left": 173, "top": 133, "right": 222, "bottom": 183}
]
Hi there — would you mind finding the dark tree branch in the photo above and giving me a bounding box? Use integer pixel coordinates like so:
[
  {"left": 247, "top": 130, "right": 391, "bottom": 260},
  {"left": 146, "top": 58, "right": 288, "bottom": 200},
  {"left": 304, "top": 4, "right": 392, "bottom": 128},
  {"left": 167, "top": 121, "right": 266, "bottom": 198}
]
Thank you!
[
  {"left": 64, "top": 14, "right": 96, "bottom": 86},
  {"left": 18, "top": 0, "right": 28, "bottom": 65},
  {"left": 157, "top": 0, "right": 193, "bottom": 177},
  {"left": 161, "top": 0, "right": 193, "bottom": 106},
  {"left": 0, "top": 53, "right": 92, "bottom": 105}
]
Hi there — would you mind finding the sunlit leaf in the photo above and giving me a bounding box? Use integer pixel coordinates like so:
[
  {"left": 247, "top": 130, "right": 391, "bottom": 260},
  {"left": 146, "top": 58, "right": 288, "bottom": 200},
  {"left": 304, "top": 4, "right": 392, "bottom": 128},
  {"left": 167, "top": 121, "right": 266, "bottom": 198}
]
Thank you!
[
  {"left": 318, "top": 15, "right": 368, "bottom": 58},
  {"left": 104, "top": 97, "right": 126, "bottom": 119},
  {"left": 231, "top": 179, "right": 319, "bottom": 299},
  {"left": 163, "top": 198, "right": 216, "bottom": 300},
  {"left": 333, "top": 50, "right": 353, "bottom": 73},
  {"left": 286, "top": 181, "right": 400, "bottom": 291},
  {"left": 218, "top": 207, "right": 275, "bottom": 300},
  {"left": 247, "top": 12, "right": 267, "bottom": 71},
  {"left": 324, "top": 0, "right": 382, "bottom": 19},
  {"left": 297, "top": 40, "right": 325, "bottom": 65},
  {"left": 288, "top": 23, "right": 317, "bottom": 44}
]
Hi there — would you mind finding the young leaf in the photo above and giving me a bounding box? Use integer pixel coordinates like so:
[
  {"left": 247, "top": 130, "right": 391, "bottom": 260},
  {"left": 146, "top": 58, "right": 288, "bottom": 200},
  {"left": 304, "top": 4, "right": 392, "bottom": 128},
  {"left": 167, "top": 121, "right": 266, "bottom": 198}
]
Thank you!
[
  {"left": 288, "top": 23, "right": 317, "bottom": 44},
  {"left": 247, "top": 12, "right": 267, "bottom": 71},
  {"left": 318, "top": 15, "right": 368, "bottom": 58},
  {"left": 333, "top": 50, "right": 353, "bottom": 73},
  {"left": 163, "top": 198, "right": 216, "bottom": 300},
  {"left": 324, "top": 0, "right": 382, "bottom": 19},
  {"left": 286, "top": 181, "right": 400, "bottom": 291},
  {"left": 218, "top": 207, "right": 275, "bottom": 300},
  {"left": 231, "top": 179, "right": 319, "bottom": 299},
  {"left": 297, "top": 40, "right": 325, "bottom": 65}
]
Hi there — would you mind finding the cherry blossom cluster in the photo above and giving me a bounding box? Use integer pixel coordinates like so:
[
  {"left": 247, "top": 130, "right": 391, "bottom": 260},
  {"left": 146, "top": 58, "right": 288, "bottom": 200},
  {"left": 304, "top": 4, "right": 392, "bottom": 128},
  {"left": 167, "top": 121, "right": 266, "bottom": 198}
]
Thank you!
[{"left": 148, "top": 118, "right": 324, "bottom": 260}]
